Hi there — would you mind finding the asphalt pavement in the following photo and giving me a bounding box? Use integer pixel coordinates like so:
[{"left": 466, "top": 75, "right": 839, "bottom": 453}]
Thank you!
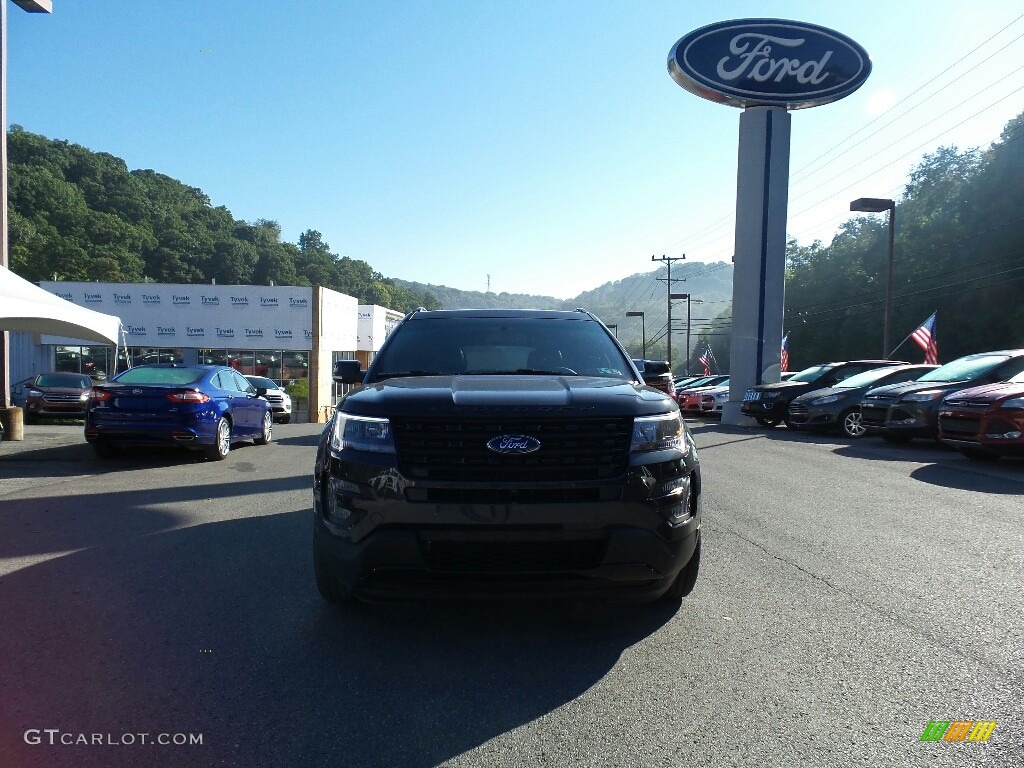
[{"left": 1, "top": 419, "right": 1022, "bottom": 768}]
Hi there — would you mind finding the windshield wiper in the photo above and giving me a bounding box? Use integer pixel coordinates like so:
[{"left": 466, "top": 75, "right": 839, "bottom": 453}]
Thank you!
[{"left": 373, "top": 370, "right": 450, "bottom": 380}]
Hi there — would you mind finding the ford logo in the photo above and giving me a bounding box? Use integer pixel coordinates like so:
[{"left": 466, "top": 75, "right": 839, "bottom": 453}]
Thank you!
[
  {"left": 668, "top": 18, "right": 871, "bottom": 109},
  {"left": 486, "top": 435, "right": 541, "bottom": 455}
]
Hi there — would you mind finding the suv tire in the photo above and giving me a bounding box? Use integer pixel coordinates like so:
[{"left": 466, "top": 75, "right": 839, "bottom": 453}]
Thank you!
[
  {"left": 314, "top": 547, "right": 353, "bottom": 606},
  {"left": 662, "top": 534, "right": 701, "bottom": 601}
]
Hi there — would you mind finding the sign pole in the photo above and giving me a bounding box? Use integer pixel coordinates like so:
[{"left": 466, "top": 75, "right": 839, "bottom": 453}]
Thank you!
[{"left": 721, "top": 107, "right": 791, "bottom": 425}]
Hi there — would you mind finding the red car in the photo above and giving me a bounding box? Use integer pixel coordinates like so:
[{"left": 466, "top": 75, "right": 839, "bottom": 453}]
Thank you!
[{"left": 938, "top": 370, "right": 1024, "bottom": 460}]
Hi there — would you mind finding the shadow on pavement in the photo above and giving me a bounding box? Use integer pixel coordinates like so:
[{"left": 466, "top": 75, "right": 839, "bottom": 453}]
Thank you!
[
  {"left": 0, "top": 478, "right": 676, "bottom": 768},
  {"left": 908, "top": 462, "right": 1024, "bottom": 494}
]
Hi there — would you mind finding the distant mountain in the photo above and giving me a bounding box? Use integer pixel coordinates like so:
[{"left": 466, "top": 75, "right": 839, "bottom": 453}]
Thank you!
[
  {"left": 395, "top": 260, "right": 734, "bottom": 363},
  {"left": 391, "top": 280, "right": 566, "bottom": 311}
]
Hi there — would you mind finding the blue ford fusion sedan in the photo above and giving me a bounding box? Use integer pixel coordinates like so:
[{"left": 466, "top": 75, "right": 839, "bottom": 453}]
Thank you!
[{"left": 85, "top": 364, "right": 273, "bottom": 460}]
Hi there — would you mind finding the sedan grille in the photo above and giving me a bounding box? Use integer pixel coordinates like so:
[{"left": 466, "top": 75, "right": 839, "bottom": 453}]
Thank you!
[
  {"left": 392, "top": 416, "right": 632, "bottom": 482},
  {"left": 788, "top": 404, "right": 809, "bottom": 416}
]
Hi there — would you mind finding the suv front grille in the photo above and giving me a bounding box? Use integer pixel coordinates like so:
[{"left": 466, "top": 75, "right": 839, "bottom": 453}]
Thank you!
[
  {"left": 419, "top": 537, "right": 608, "bottom": 572},
  {"left": 939, "top": 415, "right": 981, "bottom": 436},
  {"left": 392, "top": 416, "right": 632, "bottom": 482},
  {"left": 43, "top": 393, "right": 85, "bottom": 403}
]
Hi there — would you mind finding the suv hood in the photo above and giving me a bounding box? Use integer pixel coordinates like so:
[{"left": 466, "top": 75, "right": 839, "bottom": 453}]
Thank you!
[
  {"left": 943, "top": 381, "right": 1024, "bottom": 404},
  {"left": 748, "top": 381, "right": 811, "bottom": 393},
  {"left": 866, "top": 379, "right": 971, "bottom": 398},
  {"left": 343, "top": 375, "right": 674, "bottom": 418}
]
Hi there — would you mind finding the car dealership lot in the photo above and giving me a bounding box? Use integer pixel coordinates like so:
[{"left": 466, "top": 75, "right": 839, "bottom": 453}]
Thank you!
[{"left": 1, "top": 423, "right": 1021, "bottom": 767}]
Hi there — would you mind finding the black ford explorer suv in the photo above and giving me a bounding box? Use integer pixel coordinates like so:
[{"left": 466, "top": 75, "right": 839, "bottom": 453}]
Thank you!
[
  {"left": 313, "top": 308, "right": 702, "bottom": 605},
  {"left": 741, "top": 360, "right": 905, "bottom": 427}
]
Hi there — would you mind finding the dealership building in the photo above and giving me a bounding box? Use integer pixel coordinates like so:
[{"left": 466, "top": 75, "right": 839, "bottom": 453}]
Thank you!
[{"left": 8, "top": 281, "right": 404, "bottom": 422}]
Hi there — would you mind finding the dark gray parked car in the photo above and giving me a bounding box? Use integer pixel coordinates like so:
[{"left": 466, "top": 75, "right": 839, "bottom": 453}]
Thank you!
[
  {"left": 787, "top": 364, "right": 937, "bottom": 437},
  {"left": 859, "top": 350, "right": 1024, "bottom": 442}
]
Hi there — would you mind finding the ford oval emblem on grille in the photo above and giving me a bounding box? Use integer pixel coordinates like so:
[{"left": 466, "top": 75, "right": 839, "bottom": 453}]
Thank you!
[{"left": 486, "top": 435, "right": 541, "bottom": 454}]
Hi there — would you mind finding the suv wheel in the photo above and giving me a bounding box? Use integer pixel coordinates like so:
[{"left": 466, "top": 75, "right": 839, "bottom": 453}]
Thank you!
[
  {"left": 839, "top": 408, "right": 866, "bottom": 438},
  {"left": 755, "top": 416, "right": 780, "bottom": 428},
  {"left": 314, "top": 546, "right": 354, "bottom": 606},
  {"left": 662, "top": 534, "right": 701, "bottom": 601}
]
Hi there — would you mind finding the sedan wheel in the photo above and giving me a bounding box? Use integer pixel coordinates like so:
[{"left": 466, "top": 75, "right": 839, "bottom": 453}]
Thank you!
[
  {"left": 205, "top": 417, "right": 231, "bottom": 461},
  {"left": 255, "top": 411, "right": 272, "bottom": 445},
  {"left": 840, "top": 408, "right": 866, "bottom": 438}
]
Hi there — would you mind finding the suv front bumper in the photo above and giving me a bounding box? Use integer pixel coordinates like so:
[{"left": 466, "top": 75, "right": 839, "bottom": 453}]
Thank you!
[{"left": 313, "top": 449, "right": 701, "bottom": 602}]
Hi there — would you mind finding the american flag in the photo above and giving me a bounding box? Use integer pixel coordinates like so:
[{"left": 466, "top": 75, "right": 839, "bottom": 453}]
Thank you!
[
  {"left": 698, "top": 343, "right": 712, "bottom": 376},
  {"left": 911, "top": 312, "right": 938, "bottom": 364},
  {"left": 780, "top": 334, "right": 789, "bottom": 373}
]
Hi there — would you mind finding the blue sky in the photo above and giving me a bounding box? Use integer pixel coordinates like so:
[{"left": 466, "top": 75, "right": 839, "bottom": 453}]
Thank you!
[{"left": 8, "top": 1, "right": 1024, "bottom": 299}]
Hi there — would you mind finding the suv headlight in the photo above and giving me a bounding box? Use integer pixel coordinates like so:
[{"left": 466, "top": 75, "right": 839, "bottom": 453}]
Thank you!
[
  {"left": 631, "top": 412, "right": 684, "bottom": 453},
  {"left": 330, "top": 413, "right": 396, "bottom": 454}
]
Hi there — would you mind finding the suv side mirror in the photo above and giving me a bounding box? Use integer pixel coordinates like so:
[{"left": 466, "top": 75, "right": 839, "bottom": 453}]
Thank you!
[{"left": 333, "top": 360, "right": 364, "bottom": 384}]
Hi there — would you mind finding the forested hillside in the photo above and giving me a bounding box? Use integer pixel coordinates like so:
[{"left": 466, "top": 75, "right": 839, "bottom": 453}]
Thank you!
[
  {"left": 5, "top": 127, "right": 441, "bottom": 312},
  {"left": 696, "top": 110, "right": 1024, "bottom": 372}
]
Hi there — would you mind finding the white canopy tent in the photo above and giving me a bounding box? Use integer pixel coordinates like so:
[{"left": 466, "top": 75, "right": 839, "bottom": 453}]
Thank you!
[{"left": 0, "top": 266, "right": 121, "bottom": 344}]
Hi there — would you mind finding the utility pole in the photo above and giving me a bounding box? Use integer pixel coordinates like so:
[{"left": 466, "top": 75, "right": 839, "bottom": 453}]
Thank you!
[{"left": 652, "top": 254, "right": 685, "bottom": 367}]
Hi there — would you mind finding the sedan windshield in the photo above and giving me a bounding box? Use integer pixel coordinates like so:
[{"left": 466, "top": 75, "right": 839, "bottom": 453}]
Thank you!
[
  {"left": 916, "top": 355, "right": 1009, "bottom": 383},
  {"left": 834, "top": 367, "right": 904, "bottom": 388},
  {"left": 113, "top": 367, "right": 205, "bottom": 385}
]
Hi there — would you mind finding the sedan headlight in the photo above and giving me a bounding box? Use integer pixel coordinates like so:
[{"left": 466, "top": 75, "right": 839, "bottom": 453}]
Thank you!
[
  {"left": 809, "top": 394, "right": 843, "bottom": 405},
  {"left": 631, "top": 412, "right": 684, "bottom": 453},
  {"left": 901, "top": 390, "right": 947, "bottom": 402},
  {"left": 1000, "top": 397, "right": 1024, "bottom": 410},
  {"left": 330, "top": 413, "right": 395, "bottom": 454},
  {"left": 27, "top": 389, "right": 42, "bottom": 397}
]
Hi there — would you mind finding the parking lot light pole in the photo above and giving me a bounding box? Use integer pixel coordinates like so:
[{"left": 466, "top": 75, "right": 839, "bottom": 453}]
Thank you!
[
  {"left": 626, "top": 311, "right": 646, "bottom": 358},
  {"left": 850, "top": 197, "right": 896, "bottom": 358}
]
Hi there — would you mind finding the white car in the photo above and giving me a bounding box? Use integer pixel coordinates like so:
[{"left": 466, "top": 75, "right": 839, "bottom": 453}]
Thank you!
[{"left": 245, "top": 375, "right": 292, "bottom": 423}]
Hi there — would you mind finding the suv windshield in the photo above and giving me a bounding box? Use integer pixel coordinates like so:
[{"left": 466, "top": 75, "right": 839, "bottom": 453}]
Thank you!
[
  {"left": 787, "top": 364, "right": 831, "bottom": 383},
  {"left": 370, "top": 315, "right": 631, "bottom": 380},
  {"left": 246, "top": 376, "right": 277, "bottom": 390},
  {"left": 35, "top": 373, "right": 91, "bottom": 388},
  {"left": 917, "top": 355, "right": 1009, "bottom": 383}
]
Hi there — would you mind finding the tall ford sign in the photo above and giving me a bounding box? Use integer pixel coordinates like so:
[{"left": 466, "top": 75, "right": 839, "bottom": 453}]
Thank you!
[
  {"left": 666, "top": 19, "right": 872, "bottom": 428},
  {"left": 668, "top": 19, "right": 871, "bottom": 109}
]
